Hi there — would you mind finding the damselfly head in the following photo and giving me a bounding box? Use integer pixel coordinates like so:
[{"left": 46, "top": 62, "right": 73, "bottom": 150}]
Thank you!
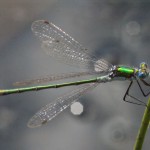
[{"left": 138, "top": 62, "right": 149, "bottom": 79}]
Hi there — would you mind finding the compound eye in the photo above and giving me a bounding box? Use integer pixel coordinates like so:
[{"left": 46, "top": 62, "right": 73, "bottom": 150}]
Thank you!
[
  {"left": 138, "top": 72, "right": 146, "bottom": 78},
  {"left": 140, "top": 62, "right": 148, "bottom": 69}
]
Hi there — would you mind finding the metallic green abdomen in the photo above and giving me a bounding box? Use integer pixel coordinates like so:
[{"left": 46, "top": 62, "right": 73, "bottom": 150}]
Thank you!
[
  {"left": 118, "top": 67, "right": 134, "bottom": 74},
  {"left": 117, "top": 66, "right": 134, "bottom": 78}
]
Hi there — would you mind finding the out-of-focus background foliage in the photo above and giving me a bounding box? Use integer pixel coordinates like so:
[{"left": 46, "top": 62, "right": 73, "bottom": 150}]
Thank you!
[{"left": 0, "top": 0, "right": 150, "bottom": 150}]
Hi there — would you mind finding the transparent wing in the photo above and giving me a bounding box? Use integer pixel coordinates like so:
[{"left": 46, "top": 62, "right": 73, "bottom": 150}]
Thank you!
[
  {"left": 32, "top": 20, "right": 113, "bottom": 72},
  {"left": 13, "top": 71, "right": 101, "bottom": 86},
  {"left": 27, "top": 82, "right": 98, "bottom": 128}
]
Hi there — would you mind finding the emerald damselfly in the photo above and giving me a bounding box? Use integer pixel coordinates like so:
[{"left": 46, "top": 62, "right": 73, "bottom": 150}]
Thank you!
[{"left": 0, "top": 20, "right": 150, "bottom": 128}]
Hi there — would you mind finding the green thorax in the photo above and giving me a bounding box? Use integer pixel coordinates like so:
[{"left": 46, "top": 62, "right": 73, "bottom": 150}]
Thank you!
[{"left": 116, "top": 66, "right": 135, "bottom": 78}]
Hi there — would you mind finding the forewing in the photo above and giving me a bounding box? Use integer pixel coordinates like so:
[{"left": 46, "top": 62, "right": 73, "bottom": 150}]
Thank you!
[{"left": 32, "top": 20, "right": 112, "bottom": 71}]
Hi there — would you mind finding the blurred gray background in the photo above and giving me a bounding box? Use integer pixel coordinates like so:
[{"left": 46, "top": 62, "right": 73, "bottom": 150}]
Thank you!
[{"left": 0, "top": 0, "right": 150, "bottom": 150}]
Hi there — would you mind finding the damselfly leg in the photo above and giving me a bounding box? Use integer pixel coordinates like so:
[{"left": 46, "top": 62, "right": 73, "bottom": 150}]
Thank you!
[
  {"left": 123, "top": 81, "right": 147, "bottom": 106},
  {"left": 138, "top": 79, "right": 150, "bottom": 96},
  {"left": 123, "top": 78, "right": 150, "bottom": 107}
]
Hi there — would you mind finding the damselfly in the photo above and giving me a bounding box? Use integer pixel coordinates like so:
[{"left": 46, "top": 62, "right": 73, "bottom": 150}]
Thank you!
[{"left": 0, "top": 20, "right": 150, "bottom": 128}]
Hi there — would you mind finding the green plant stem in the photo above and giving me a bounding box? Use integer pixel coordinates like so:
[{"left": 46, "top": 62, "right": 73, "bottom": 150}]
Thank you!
[{"left": 134, "top": 97, "right": 150, "bottom": 150}]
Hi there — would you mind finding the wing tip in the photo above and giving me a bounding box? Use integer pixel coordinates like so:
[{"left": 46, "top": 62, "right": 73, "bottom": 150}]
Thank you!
[
  {"left": 31, "top": 20, "right": 53, "bottom": 31},
  {"left": 27, "top": 115, "right": 43, "bottom": 128}
]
